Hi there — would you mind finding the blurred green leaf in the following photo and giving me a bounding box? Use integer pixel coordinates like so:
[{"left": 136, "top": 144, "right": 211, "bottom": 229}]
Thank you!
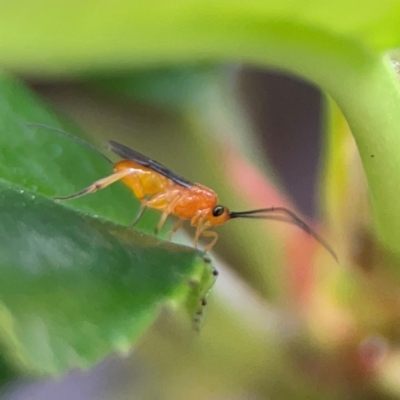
[{"left": 0, "top": 74, "right": 217, "bottom": 375}]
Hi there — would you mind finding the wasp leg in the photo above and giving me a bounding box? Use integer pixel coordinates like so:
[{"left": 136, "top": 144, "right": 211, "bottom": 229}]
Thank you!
[
  {"left": 201, "top": 230, "right": 219, "bottom": 252},
  {"left": 193, "top": 218, "right": 206, "bottom": 249},
  {"left": 154, "top": 211, "right": 170, "bottom": 235},
  {"left": 54, "top": 169, "right": 135, "bottom": 201},
  {"left": 154, "top": 194, "right": 182, "bottom": 235},
  {"left": 168, "top": 218, "right": 184, "bottom": 241},
  {"left": 131, "top": 204, "right": 148, "bottom": 227}
]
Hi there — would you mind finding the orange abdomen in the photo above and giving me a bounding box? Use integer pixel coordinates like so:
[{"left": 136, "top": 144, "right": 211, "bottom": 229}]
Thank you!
[{"left": 114, "top": 160, "right": 170, "bottom": 199}]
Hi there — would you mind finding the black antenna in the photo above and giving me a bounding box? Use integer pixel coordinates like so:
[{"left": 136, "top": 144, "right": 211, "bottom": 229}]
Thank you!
[
  {"left": 27, "top": 123, "right": 113, "bottom": 164},
  {"left": 230, "top": 206, "right": 338, "bottom": 262}
]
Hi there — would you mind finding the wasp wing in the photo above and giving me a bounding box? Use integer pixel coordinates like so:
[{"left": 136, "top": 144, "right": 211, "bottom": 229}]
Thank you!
[{"left": 108, "top": 140, "right": 193, "bottom": 188}]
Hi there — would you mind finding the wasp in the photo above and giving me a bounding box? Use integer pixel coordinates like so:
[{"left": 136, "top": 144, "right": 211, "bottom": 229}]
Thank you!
[{"left": 28, "top": 124, "right": 337, "bottom": 260}]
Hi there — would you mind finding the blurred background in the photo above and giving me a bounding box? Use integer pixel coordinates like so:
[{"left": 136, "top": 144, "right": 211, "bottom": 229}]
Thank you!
[
  {"left": 0, "top": 64, "right": 385, "bottom": 400},
  {"left": 1, "top": 3, "right": 399, "bottom": 398}
]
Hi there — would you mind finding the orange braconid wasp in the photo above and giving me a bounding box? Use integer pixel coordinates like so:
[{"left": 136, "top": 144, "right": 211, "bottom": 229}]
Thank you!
[{"left": 28, "top": 123, "right": 337, "bottom": 261}]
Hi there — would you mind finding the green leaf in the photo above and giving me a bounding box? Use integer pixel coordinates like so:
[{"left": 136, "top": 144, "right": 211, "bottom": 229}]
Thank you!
[
  {"left": 0, "top": 74, "right": 161, "bottom": 234},
  {"left": 0, "top": 182, "right": 216, "bottom": 375},
  {"left": 0, "top": 75, "right": 135, "bottom": 225},
  {"left": 0, "top": 75, "right": 217, "bottom": 375}
]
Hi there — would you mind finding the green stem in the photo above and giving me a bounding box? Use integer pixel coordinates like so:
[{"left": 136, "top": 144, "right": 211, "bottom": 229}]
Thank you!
[{"left": 329, "top": 57, "right": 400, "bottom": 252}]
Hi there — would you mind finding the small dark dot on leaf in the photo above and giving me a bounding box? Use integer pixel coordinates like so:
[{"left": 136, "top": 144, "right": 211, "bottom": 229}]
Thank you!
[
  {"left": 201, "top": 298, "right": 207, "bottom": 306},
  {"left": 371, "top": 155, "right": 375, "bottom": 158},
  {"left": 212, "top": 269, "right": 219, "bottom": 276}
]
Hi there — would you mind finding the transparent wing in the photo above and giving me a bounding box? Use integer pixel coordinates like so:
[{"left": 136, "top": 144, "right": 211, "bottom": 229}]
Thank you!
[{"left": 108, "top": 140, "right": 193, "bottom": 188}]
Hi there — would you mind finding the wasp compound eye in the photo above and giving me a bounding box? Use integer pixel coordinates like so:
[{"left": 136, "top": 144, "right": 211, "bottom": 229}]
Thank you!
[{"left": 212, "top": 205, "right": 224, "bottom": 217}]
